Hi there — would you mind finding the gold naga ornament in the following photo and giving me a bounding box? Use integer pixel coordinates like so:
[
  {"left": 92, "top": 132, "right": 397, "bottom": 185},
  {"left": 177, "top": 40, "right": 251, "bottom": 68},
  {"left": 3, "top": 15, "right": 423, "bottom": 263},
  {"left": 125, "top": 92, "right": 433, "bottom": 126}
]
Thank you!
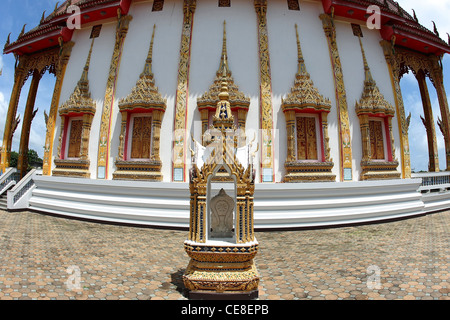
[{"left": 183, "top": 21, "right": 259, "bottom": 299}]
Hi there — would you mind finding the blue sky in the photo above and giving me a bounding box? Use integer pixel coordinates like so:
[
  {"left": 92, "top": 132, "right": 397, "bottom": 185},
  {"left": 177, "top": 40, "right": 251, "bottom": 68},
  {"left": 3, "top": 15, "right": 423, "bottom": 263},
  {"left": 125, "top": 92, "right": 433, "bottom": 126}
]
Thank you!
[{"left": 0, "top": 0, "right": 449, "bottom": 172}]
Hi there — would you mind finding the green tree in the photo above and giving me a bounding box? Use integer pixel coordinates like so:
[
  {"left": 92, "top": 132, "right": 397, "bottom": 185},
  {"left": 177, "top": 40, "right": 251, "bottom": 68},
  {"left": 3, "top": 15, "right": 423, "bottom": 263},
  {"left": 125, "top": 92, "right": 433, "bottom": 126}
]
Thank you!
[
  {"left": 27, "top": 149, "right": 43, "bottom": 169},
  {"left": 9, "top": 151, "right": 18, "bottom": 168},
  {"left": 8, "top": 149, "right": 43, "bottom": 170}
]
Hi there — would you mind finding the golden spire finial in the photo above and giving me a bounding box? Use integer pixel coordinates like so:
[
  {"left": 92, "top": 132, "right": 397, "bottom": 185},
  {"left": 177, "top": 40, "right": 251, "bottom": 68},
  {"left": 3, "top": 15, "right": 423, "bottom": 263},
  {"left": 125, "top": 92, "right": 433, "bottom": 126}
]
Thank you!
[
  {"left": 213, "top": 21, "right": 234, "bottom": 128},
  {"left": 358, "top": 36, "right": 373, "bottom": 83},
  {"left": 295, "top": 24, "right": 307, "bottom": 75},
  {"left": 218, "top": 20, "right": 229, "bottom": 76},
  {"left": 80, "top": 38, "right": 95, "bottom": 83},
  {"left": 143, "top": 24, "right": 156, "bottom": 76}
]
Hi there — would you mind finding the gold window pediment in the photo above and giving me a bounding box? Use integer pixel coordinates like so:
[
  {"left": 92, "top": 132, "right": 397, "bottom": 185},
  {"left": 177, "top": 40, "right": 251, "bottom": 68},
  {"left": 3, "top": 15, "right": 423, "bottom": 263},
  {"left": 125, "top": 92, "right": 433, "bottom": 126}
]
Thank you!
[
  {"left": 53, "top": 39, "right": 96, "bottom": 179},
  {"left": 282, "top": 25, "right": 335, "bottom": 182},
  {"left": 354, "top": 31, "right": 400, "bottom": 180},
  {"left": 113, "top": 25, "right": 165, "bottom": 181}
]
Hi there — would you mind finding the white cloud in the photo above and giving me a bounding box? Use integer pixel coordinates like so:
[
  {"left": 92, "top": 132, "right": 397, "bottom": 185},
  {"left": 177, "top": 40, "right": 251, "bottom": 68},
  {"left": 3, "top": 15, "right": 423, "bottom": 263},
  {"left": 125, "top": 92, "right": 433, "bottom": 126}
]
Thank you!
[{"left": 0, "top": 91, "right": 8, "bottom": 121}]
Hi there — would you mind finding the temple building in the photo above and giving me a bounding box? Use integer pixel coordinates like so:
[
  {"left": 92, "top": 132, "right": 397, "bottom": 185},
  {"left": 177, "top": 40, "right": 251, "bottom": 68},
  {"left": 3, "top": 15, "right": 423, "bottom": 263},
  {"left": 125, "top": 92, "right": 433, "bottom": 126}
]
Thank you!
[{"left": 1, "top": 0, "right": 450, "bottom": 229}]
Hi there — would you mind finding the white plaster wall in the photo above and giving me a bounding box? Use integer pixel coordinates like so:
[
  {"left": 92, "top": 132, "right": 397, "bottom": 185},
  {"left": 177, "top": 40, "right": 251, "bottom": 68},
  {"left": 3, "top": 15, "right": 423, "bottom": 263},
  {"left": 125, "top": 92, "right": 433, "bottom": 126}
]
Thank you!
[
  {"left": 189, "top": 0, "right": 261, "bottom": 181},
  {"left": 335, "top": 21, "right": 364, "bottom": 181},
  {"left": 88, "top": 22, "right": 117, "bottom": 179},
  {"left": 56, "top": 0, "right": 403, "bottom": 182},
  {"left": 113, "top": 0, "right": 183, "bottom": 181},
  {"left": 267, "top": 0, "right": 339, "bottom": 182}
]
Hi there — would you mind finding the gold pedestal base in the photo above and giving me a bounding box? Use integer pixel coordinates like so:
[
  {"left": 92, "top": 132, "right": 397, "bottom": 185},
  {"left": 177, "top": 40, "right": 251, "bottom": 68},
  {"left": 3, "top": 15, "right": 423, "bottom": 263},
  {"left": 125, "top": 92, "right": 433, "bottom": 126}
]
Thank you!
[
  {"left": 360, "top": 160, "right": 401, "bottom": 181},
  {"left": 52, "top": 159, "right": 90, "bottom": 178},
  {"left": 183, "top": 259, "right": 260, "bottom": 294},
  {"left": 283, "top": 161, "right": 336, "bottom": 182},
  {"left": 113, "top": 160, "right": 162, "bottom": 181}
]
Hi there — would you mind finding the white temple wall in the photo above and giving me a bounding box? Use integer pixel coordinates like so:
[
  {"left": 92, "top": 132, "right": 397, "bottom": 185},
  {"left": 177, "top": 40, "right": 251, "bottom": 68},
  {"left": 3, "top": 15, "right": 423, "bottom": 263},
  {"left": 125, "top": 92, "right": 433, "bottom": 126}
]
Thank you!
[
  {"left": 88, "top": 22, "right": 117, "bottom": 179},
  {"left": 54, "top": 0, "right": 404, "bottom": 182},
  {"left": 335, "top": 21, "right": 365, "bottom": 180}
]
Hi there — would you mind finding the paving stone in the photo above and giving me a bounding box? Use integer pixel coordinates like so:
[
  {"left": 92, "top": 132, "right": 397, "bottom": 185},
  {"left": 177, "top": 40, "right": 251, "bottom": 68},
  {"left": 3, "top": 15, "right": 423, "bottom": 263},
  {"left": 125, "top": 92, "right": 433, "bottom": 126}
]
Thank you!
[{"left": 0, "top": 209, "right": 448, "bottom": 300}]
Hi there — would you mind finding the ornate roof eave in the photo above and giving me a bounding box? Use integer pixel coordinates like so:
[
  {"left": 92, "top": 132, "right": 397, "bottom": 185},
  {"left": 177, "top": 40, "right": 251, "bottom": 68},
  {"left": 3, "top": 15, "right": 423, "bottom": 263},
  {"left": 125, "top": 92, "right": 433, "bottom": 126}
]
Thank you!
[
  {"left": 383, "top": 23, "right": 450, "bottom": 55},
  {"left": 197, "top": 21, "right": 250, "bottom": 112},
  {"left": 4, "top": 0, "right": 131, "bottom": 55},
  {"left": 321, "top": 0, "right": 450, "bottom": 55},
  {"left": 118, "top": 24, "right": 167, "bottom": 113},
  {"left": 282, "top": 24, "right": 332, "bottom": 114}
]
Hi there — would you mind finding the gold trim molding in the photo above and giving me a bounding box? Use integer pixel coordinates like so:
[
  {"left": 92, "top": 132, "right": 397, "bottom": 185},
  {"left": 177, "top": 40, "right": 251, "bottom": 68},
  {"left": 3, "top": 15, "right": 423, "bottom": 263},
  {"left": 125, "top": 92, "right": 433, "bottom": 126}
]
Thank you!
[
  {"left": 96, "top": 12, "right": 133, "bottom": 179},
  {"left": 172, "top": 0, "right": 197, "bottom": 181},
  {"left": 320, "top": 14, "right": 353, "bottom": 181},
  {"left": 255, "top": 0, "right": 274, "bottom": 182}
]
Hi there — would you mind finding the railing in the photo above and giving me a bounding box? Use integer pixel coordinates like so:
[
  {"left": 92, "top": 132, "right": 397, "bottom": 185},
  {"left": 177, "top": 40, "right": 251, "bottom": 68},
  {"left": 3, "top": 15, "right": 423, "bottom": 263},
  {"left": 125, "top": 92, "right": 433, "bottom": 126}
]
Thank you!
[
  {"left": 411, "top": 172, "right": 450, "bottom": 193},
  {"left": 7, "top": 169, "right": 40, "bottom": 210},
  {"left": 0, "top": 168, "right": 19, "bottom": 195}
]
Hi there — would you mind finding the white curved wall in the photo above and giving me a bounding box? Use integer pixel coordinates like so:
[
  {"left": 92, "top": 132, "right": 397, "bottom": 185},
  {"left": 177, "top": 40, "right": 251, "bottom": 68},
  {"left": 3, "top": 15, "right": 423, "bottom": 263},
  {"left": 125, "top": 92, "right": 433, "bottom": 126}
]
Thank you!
[
  {"left": 54, "top": 0, "right": 404, "bottom": 182},
  {"left": 29, "top": 175, "right": 426, "bottom": 229}
]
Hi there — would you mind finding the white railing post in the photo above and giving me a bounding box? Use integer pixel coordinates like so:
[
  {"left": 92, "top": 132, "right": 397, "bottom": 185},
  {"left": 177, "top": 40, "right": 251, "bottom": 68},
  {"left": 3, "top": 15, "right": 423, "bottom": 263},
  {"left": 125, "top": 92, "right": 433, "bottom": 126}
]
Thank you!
[
  {"left": 7, "top": 169, "right": 39, "bottom": 210},
  {"left": 0, "top": 168, "right": 19, "bottom": 195}
]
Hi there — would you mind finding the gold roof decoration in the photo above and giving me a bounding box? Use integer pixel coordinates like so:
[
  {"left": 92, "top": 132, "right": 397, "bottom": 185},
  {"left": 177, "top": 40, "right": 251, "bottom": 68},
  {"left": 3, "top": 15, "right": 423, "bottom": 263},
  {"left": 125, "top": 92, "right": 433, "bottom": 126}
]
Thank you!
[
  {"left": 282, "top": 24, "right": 332, "bottom": 113},
  {"left": 118, "top": 24, "right": 166, "bottom": 112},
  {"left": 59, "top": 38, "right": 96, "bottom": 116},
  {"left": 197, "top": 21, "right": 250, "bottom": 112},
  {"left": 355, "top": 36, "right": 395, "bottom": 117}
]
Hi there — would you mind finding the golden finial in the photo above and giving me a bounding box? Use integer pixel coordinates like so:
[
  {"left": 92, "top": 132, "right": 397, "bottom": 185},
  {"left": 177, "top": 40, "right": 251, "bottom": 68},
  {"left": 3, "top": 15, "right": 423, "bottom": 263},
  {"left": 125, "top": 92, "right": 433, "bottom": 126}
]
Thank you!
[
  {"left": 295, "top": 24, "right": 307, "bottom": 75},
  {"left": 40, "top": 11, "right": 46, "bottom": 24},
  {"left": 5, "top": 33, "right": 11, "bottom": 48},
  {"left": 80, "top": 38, "right": 95, "bottom": 83},
  {"left": 357, "top": 36, "right": 373, "bottom": 83},
  {"left": 218, "top": 20, "right": 229, "bottom": 76},
  {"left": 19, "top": 24, "right": 26, "bottom": 38},
  {"left": 143, "top": 24, "right": 156, "bottom": 76}
]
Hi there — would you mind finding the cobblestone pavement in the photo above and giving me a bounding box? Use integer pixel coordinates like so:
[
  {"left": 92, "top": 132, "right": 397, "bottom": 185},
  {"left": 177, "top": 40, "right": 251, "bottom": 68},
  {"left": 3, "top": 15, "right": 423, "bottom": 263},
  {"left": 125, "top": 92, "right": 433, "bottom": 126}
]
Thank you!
[{"left": 0, "top": 209, "right": 448, "bottom": 300}]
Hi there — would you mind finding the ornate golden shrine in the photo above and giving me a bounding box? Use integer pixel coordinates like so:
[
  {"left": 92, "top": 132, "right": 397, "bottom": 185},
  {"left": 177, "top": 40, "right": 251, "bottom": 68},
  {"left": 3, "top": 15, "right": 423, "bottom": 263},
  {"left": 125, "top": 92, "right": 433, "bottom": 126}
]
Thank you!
[
  {"left": 53, "top": 39, "right": 96, "bottom": 178},
  {"left": 354, "top": 28, "right": 400, "bottom": 181},
  {"left": 197, "top": 21, "right": 250, "bottom": 147},
  {"left": 282, "top": 25, "right": 335, "bottom": 182},
  {"left": 113, "top": 25, "right": 166, "bottom": 181},
  {"left": 183, "top": 31, "right": 259, "bottom": 297}
]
